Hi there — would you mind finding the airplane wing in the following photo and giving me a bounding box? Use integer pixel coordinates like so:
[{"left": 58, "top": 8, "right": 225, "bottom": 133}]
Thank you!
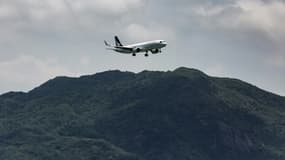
[{"left": 115, "top": 46, "right": 133, "bottom": 51}]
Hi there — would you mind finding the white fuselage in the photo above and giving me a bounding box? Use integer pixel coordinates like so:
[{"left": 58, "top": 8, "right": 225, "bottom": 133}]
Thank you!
[
  {"left": 112, "top": 40, "right": 167, "bottom": 54},
  {"left": 126, "top": 40, "right": 167, "bottom": 51}
]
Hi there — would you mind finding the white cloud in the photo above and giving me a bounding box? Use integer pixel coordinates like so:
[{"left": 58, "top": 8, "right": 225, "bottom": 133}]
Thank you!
[
  {"left": 266, "top": 53, "right": 285, "bottom": 68},
  {"left": 0, "top": 0, "right": 144, "bottom": 17},
  {"left": 191, "top": 3, "right": 229, "bottom": 17},
  {"left": 235, "top": 0, "right": 285, "bottom": 39},
  {"left": 79, "top": 56, "right": 91, "bottom": 66},
  {"left": 205, "top": 65, "right": 228, "bottom": 77},
  {"left": 0, "top": 0, "right": 147, "bottom": 55},
  {"left": 191, "top": 0, "right": 285, "bottom": 40},
  {"left": 0, "top": 0, "right": 145, "bottom": 33},
  {"left": 0, "top": 0, "right": 284, "bottom": 96},
  {"left": 0, "top": 3, "right": 18, "bottom": 18},
  {"left": 123, "top": 23, "right": 175, "bottom": 42},
  {"left": 71, "top": 0, "right": 144, "bottom": 14},
  {"left": 0, "top": 55, "right": 73, "bottom": 93}
]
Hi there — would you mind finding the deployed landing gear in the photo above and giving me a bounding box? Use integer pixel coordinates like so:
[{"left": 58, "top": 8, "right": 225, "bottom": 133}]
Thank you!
[
  {"left": 145, "top": 51, "right": 149, "bottom": 57},
  {"left": 132, "top": 53, "right": 136, "bottom": 56}
]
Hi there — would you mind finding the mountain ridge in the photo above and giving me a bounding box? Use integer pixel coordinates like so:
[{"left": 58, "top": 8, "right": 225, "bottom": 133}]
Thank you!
[
  {"left": 0, "top": 67, "right": 285, "bottom": 160},
  {"left": 1, "top": 67, "right": 283, "bottom": 98}
]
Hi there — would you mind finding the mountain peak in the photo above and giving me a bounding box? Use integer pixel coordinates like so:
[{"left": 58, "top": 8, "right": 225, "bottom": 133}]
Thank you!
[
  {"left": 173, "top": 67, "right": 208, "bottom": 78},
  {"left": 1, "top": 67, "right": 285, "bottom": 160}
]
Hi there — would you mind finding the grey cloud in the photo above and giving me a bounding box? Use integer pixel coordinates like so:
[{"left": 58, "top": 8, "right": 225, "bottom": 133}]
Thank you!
[{"left": 0, "top": 0, "right": 285, "bottom": 96}]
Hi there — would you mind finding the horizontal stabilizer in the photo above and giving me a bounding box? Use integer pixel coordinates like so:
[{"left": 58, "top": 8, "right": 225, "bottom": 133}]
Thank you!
[{"left": 104, "top": 40, "right": 111, "bottom": 47}]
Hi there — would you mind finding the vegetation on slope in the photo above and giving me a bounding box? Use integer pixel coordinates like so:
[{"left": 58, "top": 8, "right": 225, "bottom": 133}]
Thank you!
[{"left": 0, "top": 67, "right": 284, "bottom": 160}]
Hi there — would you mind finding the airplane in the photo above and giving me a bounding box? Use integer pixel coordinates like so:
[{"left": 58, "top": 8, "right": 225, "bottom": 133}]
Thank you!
[{"left": 104, "top": 36, "right": 167, "bottom": 57}]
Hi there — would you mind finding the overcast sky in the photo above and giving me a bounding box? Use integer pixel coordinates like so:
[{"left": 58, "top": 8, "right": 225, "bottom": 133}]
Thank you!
[{"left": 0, "top": 0, "right": 285, "bottom": 96}]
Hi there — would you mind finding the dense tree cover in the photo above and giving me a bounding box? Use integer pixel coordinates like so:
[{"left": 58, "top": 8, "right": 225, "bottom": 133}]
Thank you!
[{"left": 0, "top": 67, "right": 285, "bottom": 160}]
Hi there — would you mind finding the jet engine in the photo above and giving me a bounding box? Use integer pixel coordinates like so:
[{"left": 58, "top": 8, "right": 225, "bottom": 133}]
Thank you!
[
  {"left": 151, "top": 49, "right": 160, "bottom": 54},
  {"left": 133, "top": 48, "right": 141, "bottom": 53}
]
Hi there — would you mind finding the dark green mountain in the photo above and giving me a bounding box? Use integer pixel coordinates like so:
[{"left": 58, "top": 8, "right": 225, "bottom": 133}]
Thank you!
[{"left": 0, "top": 67, "right": 285, "bottom": 160}]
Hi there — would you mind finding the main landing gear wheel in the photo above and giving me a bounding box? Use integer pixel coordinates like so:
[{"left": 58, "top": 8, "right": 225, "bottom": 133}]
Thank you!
[
  {"left": 132, "top": 53, "right": 136, "bottom": 56},
  {"left": 145, "top": 51, "right": 149, "bottom": 57}
]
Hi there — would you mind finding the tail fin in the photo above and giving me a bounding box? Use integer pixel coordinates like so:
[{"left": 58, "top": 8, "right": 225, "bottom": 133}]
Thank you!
[
  {"left": 114, "top": 36, "right": 123, "bottom": 46},
  {"left": 104, "top": 40, "right": 111, "bottom": 47}
]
